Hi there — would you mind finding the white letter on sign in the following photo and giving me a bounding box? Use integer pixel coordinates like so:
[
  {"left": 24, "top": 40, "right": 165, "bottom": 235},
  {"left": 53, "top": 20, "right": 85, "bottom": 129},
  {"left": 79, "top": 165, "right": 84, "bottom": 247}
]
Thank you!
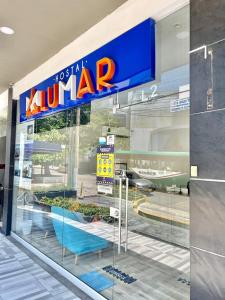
[{"left": 58, "top": 74, "right": 77, "bottom": 105}]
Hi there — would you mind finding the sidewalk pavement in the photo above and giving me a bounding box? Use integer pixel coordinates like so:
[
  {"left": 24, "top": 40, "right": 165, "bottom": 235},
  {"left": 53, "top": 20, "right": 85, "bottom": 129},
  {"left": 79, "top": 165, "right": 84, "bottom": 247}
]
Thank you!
[{"left": 0, "top": 233, "right": 92, "bottom": 300}]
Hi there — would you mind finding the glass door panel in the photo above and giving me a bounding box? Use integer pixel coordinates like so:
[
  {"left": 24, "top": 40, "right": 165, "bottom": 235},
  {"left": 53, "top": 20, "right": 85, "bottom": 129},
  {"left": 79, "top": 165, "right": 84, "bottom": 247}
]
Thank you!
[
  {"left": 112, "top": 90, "right": 190, "bottom": 300},
  {"left": 61, "top": 102, "right": 116, "bottom": 300},
  {"left": 30, "top": 112, "right": 68, "bottom": 266}
]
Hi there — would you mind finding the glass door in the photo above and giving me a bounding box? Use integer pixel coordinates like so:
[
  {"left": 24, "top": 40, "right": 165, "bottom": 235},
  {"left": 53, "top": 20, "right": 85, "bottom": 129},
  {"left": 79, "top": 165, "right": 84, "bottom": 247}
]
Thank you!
[
  {"left": 110, "top": 92, "right": 190, "bottom": 300},
  {"left": 62, "top": 102, "right": 117, "bottom": 300},
  {"left": 65, "top": 91, "right": 189, "bottom": 300}
]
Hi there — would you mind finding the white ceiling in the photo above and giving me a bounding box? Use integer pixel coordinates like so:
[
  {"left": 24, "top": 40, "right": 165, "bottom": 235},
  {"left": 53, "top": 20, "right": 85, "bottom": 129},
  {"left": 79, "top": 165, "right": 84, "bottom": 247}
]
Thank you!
[{"left": 0, "top": 0, "right": 127, "bottom": 93}]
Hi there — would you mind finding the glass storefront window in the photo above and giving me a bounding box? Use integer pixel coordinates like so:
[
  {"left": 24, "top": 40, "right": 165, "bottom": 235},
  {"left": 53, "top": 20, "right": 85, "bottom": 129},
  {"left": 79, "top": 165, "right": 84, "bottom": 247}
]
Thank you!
[
  {"left": 12, "top": 5, "right": 190, "bottom": 300},
  {"left": 0, "top": 91, "right": 8, "bottom": 227}
]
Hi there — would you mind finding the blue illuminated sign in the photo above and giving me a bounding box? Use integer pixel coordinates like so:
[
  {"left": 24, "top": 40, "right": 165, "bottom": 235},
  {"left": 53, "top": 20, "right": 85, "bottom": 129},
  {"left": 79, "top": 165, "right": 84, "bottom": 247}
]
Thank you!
[{"left": 20, "top": 18, "right": 155, "bottom": 122}]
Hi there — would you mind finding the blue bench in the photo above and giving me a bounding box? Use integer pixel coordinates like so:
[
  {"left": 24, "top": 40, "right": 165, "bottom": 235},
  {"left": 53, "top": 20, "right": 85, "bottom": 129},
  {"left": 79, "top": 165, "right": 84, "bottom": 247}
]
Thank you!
[{"left": 51, "top": 206, "right": 109, "bottom": 264}]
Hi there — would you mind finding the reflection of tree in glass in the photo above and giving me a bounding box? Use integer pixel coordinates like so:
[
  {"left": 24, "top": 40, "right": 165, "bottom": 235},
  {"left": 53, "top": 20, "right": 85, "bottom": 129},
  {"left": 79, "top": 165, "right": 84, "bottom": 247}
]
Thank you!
[
  {"left": 79, "top": 108, "right": 128, "bottom": 160},
  {"left": 32, "top": 107, "right": 90, "bottom": 177},
  {"left": 32, "top": 129, "right": 67, "bottom": 175},
  {"left": 31, "top": 105, "right": 128, "bottom": 179}
]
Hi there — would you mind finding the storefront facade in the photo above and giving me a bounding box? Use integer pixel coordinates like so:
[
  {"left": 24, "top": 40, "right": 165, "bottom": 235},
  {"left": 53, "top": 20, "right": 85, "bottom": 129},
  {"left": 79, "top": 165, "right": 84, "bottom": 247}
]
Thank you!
[
  {"left": 0, "top": 1, "right": 191, "bottom": 299},
  {"left": 2, "top": 0, "right": 225, "bottom": 299},
  {"left": 11, "top": 3, "right": 190, "bottom": 299}
]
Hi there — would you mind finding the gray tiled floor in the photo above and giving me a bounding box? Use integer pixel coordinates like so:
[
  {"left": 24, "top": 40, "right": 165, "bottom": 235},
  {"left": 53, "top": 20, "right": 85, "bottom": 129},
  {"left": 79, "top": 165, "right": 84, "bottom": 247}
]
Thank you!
[
  {"left": 28, "top": 225, "right": 190, "bottom": 300},
  {"left": 0, "top": 233, "right": 91, "bottom": 300},
  {"left": 14, "top": 203, "right": 190, "bottom": 300}
]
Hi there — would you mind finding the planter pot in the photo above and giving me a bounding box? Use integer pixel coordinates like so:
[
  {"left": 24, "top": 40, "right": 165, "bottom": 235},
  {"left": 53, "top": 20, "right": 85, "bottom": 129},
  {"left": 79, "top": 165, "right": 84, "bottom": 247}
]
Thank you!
[{"left": 34, "top": 190, "right": 77, "bottom": 200}]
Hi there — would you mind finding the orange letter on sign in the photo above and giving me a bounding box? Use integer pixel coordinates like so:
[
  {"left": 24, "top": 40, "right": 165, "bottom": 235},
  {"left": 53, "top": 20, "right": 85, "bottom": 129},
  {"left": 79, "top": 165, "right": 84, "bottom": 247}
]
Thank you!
[
  {"left": 96, "top": 57, "right": 115, "bottom": 91},
  {"left": 40, "top": 91, "right": 48, "bottom": 111},
  {"left": 77, "top": 68, "right": 95, "bottom": 98},
  {"left": 26, "top": 88, "right": 35, "bottom": 118},
  {"left": 47, "top": 84, "right": 59, "bottom": 108},
  {"left": 26, "top": 88, "right": 40, "bottom": 117}
]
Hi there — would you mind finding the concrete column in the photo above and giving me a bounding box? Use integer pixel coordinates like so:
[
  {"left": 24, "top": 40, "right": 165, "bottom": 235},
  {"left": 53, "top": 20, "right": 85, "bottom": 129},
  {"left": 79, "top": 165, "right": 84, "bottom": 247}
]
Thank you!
[
  {"left": 2, "top": 86, "right": 17, "bottom": 235},
  {"left": 190, "top": 1, "right": 225, "bottom": 299}
]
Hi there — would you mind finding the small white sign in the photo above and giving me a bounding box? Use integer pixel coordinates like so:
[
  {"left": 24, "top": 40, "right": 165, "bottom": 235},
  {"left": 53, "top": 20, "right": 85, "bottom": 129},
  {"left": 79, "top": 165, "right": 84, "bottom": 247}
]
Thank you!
[
  {"left": 97, "top": 184, "right": 113, "bottom": 194},
  {"left": 110, "top": 207, "right": 119, "bottom": 219},
  {"left": 107, "top": 135, "right": 115, "bottom": 145},
  {"left": 170, "top": 98, "right": 190, "bottom": 112},
  {"left": 191, "top": 165, "right": 198, "bottom": 177}
]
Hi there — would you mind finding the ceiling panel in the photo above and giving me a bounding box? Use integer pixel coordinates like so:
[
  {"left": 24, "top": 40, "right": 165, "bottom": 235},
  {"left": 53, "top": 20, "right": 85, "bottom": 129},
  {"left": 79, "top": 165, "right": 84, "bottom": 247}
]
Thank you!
[{"left": 0, "top": 0, "right": 127, "bottom": 93}]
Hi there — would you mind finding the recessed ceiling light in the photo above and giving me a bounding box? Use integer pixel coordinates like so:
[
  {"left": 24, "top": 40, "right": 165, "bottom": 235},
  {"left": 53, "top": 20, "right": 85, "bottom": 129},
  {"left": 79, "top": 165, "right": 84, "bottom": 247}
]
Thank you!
[{"left": 0, "top": 26, "right": 15, "bottom": 35}]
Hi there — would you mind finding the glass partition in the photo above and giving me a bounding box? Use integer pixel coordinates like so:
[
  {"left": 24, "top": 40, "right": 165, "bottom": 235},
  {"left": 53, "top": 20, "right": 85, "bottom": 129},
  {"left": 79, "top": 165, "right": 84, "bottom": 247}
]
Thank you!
[
  {"left": 0, "top": 91, "right": 8, "bottom": 228},
  {"left": 12, "top": 5, "right": 190, "bottom": 300}
]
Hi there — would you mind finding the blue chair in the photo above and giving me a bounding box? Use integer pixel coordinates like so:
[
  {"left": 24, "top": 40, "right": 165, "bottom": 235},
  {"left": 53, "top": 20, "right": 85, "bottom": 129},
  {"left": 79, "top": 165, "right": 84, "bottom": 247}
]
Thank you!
[{"left": 51, "top": 206, "right": 109, "bottom": 264}]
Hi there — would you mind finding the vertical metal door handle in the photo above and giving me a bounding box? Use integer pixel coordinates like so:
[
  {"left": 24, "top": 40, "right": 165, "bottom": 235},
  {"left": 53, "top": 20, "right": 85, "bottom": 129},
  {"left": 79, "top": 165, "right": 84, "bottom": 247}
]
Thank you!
[
  {"left": 118, "top": 178, "right": 122, "bottom": 254},
  {"left": 125, "top": 178, "right": 128, "bottom": 252}
]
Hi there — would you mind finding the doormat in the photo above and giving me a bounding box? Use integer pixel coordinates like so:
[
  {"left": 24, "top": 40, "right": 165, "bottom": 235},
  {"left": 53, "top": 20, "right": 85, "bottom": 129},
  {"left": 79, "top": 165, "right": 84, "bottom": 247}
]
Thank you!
[
  {"left": 79, "top": 271, "right": 115, "bottom": 292},
  {"left": 103, "top": 265, "right": 137, "bottom": 284}
]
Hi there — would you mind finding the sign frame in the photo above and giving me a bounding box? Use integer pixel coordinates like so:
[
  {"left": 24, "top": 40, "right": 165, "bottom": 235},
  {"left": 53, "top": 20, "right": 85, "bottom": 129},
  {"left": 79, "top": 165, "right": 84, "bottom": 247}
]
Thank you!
[{"left": 20, "top": 18, "right": 155, "bottom": 123}]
